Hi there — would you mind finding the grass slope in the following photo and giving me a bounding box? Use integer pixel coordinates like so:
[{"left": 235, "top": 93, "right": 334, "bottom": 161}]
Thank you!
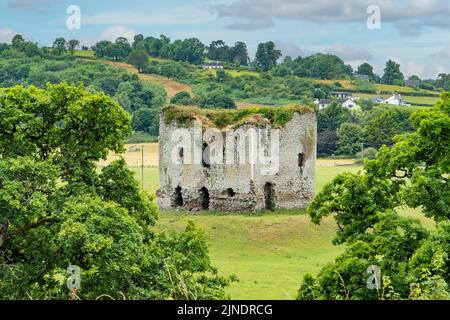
[{"left": 100, "top": 60, "right": 192, "bottom": 100}]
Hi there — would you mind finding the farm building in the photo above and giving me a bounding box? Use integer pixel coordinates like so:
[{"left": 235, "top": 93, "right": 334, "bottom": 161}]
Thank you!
[
  {"left": 157, "top": 105, "right": 317, "bottom": 212},
  {"left": 384, "top": 94, "right": 410, "bottom": 106},
  {"left": 338, "top": 98, "right": 359, "bottom": 110}
]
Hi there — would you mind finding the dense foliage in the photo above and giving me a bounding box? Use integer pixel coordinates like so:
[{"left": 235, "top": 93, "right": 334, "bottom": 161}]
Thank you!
[
  {"left": 286, "top": 54, "right": 354, "bottom": 80},
  {"left": 0, "top": 52, "right": 166, "bottom": 137},
  {"left": 0, "top": 84, "right": 233, "bottom": 299},
  {"left": 297, "top": 93, "right": 450, "bottom": 300},
  {"left": 316, "top": 102, "right": 414, "bottom": 156},
  {"left": 382, "top": 60, "right": 405, "bottom": 86}
]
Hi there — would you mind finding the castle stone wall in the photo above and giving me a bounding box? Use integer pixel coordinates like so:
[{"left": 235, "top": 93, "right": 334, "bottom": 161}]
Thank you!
[{"left": 157, "top": 109, "right": 316, "bottom": 212}]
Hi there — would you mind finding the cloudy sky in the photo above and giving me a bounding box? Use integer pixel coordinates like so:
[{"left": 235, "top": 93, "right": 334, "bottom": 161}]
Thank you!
[{"left": 1, "top": 0, "right": 450, "bottom": 79}]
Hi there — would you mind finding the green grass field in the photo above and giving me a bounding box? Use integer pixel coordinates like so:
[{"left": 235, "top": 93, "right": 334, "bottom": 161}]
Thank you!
[
  {"left": 99, "top": 136, "right": 434, "bottom": 300},
  {"left": 354, "top": 93, "right": 438, "bottom": 110},
  {"left": 74, "top": 50, "right": 95, "bottom": 58},
  {"left": 129, "top": 165, "right": 358, "bottom": 299},
  {"left": 378, "top": 104, "right": 431, "bottom": 112},
  {"left": 403, "top": 95, "right": 439, "bottom": 106},
  {"left": 125, "top": 164, "right": 432, "bottom": 299},
  {"left": 202, "top": 68, "right": 261, "bottom": 78}
]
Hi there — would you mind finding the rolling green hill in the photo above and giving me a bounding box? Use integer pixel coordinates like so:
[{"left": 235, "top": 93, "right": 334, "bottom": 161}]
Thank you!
[{"left": 74, "top": 49, "right": 441, "bottom": 112}]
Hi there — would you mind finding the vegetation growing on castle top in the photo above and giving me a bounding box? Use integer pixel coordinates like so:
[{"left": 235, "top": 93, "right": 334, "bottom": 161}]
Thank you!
[{"left": 162, "top": 104, "right": 315, "bottom": 129}]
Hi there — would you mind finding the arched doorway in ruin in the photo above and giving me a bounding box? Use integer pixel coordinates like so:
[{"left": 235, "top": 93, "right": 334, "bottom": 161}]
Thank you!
[
  {"left": 172, "top": 186, "right": 184, "bottom": 207},
  {"left": 199, "top": 187, "right": 210, "bottom": 210}
]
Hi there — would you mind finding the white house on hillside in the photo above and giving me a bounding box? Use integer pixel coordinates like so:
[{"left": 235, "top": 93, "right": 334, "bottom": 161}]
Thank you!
[
  {"left": 315, "top": 97, "right": 359, "bottom": 111},
  {"left": 316, "top": 99, "right": 332, "bottom": 110},
  {"left": 384, "top": 94, "right": 410, "bottom": 106},
  {"left": 339, "top": 98, "right": 359, "bottom": 110}
]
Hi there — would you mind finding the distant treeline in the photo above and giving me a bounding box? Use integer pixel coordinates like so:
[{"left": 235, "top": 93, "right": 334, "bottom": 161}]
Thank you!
[
  {"left": 1, "top": 33, "right": 450, "bottom": 90},
  {"left": 90, "top": 34, "right": 449, "bottom": 91},
  {"left": 0, "top": 50, "right": 166, "bottom": 137}
]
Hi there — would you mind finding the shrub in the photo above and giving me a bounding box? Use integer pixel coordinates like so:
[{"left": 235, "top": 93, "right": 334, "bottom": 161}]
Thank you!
[{"left": 170, "top": 91, "right": 193, "bottom": 105}]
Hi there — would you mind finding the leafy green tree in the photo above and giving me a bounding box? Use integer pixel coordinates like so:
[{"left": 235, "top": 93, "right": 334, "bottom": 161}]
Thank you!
[
  {"left": 198, "top": 90, "right": 236, "bottom": 109},
  {"left": 437, "top": 74, "right": 450, "bottom": 91},
  {"left": 215, "top": 69, "right": 232, "bottom": 83},
  {"left": 180, "top": 38, "right": 205, "bottom": 64},
  {"left": 160, "top": 62, "right": 183, "bottom": 79},
  {"left": 207, "top": 40, "right": 230, "bottom": 62},
  {"left": 143, "top": 36, "right": 164, "bottom": 57},
  {"left": 318, "top": 102, "right": 353, "bottom": 133},
  {"left": 0, "top": 84, "right": 233, "bottom": 299},
  {"left": 293, "top": 54, "right": 353, "bottom": 79},
  {"left": 230, "top": 41, "right": 249, "bottom": 66},
  {"left": 255, "top": 41, "right": 282, "bottom": 71},
  {"left": 115, "top": 37, "right": 132, "bottom": 59},
  {"left": 382, "top": 60, "right": 404, "bottom": 85},
  {"left": 67, "top": 39, "right": 80, "bottom": 55},
  {"left": 131, "top": 108, "right": 159, "bottom": 136},
  {"left": 11, "top": 34, "right": 25, "bottom": 50},
  {"left": 128, "top": 50, "right": 149, "bottom": 73},
  {"left": 23, "top": 42, "right": 41, "bottom": 57},
  {"left": 91, "top": 38, "right": 131, "bottom": 60},
  {"left": 336, "top": 123, "right": 364, "bottom": 156},
  {"left": 357, "top": 63, "right": 377, "bottom": 82},
  {"left": 317, "top": 130, "right": 338, "bottom": 157},
  {"left": 408, "top": 75, "right": 421, "bottom": 81},
  {"left": 92, "top": 40, "right": 113, "bottom": 58},
  {"left": 364, "top": 108, "right": 414, "bottom": 147},
  {"left": 52, "top": 37, "right": 67, "bottom": 55},
  {"left": 419, "top": 81, "right": 436, "bottom": 91},
  {"left": 272, "top": 65, "right": 292, "bottom": 77},
  {"left": 297, "top": 93, "right": 450, "bottom": 300},
  {"left": 132, "top": 34, "right": 144, "bottom": 49},
  {"left": 0, "top": 43, "right": 9, "bottom": 54},
  {"left": 358, "top": 98, "right": 375, "bottom": 112},
  {"left": 170, "top": 91, "right": 193, "bottom": 105}
]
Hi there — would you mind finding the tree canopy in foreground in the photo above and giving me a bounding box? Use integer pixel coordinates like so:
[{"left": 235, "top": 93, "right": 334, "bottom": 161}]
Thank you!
[
  {"left": 298, "top": 93, "right": 450, "bottom": 300},
  {"left": 0, "top": 83, "right": 233, "bottom": 299}
]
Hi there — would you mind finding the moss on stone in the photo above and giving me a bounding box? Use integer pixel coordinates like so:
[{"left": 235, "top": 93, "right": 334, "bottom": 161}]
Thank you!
[{"left": 162, "top": 104, "right": 315, "bottom": 129}]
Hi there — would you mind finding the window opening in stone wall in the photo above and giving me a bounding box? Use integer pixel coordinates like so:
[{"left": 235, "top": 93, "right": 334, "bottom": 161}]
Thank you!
[
  {"left": 264, "top": 182, "right": 275, "bottom": 211},
  {"left": 172, "top": 186, "right": 183, "bottom": 207},
  {"left": 199, "top": 187, "right": 210, "bottom": 209}
]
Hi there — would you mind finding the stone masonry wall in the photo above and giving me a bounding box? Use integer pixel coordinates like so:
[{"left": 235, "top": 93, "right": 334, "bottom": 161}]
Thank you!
[{"left": 157, "top": 110, "right": 316, "bottom": 212}]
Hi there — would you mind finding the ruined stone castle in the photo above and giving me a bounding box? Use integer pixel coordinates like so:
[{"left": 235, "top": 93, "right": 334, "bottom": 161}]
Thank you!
[{"left": 157, "top": 105, "right": 316, "bottom": 212}]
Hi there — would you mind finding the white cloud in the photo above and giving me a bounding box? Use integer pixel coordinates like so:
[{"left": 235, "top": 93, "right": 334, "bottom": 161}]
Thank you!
[
  {"left": 436, "top": 47, "right": 450, "bottom": 59},
  {"left": 217, "top": 0, "right": 450, "bottom": 35},
  {"left": 8, "top": 0, "right": 62, "bottom": 13},
  {"left": 328, "top": 43, "right": 373, "bottom": 62},
  {"left": 226, "top": 18, "right": 273, "bottom": 30},
  {"left": 0, "top": 28, "right": 17, "bottom": 43},
  {"left": 83, "top": 6, "right": 216, "bottom": 26},
  {"left": 392, "top": 57, "right": 445, "bottom": 79},
  {"left": 275, "top": 39, "right": 313, "bottom": 58},
  {"left": 100, "top": 26, "right": 136, "bottom": 43}
]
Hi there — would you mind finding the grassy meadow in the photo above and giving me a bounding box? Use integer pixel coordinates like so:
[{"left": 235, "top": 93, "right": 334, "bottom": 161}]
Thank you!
[{"left": 99, "top": 144, "right": 432, "bottom": 299}]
